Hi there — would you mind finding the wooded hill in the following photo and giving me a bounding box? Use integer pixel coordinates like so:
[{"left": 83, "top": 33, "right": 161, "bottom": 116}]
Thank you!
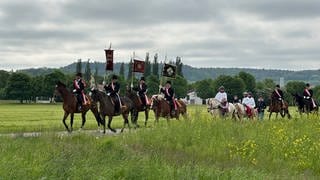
[{"left": 17, "top": 62, "right": 320, "bottom": 85}]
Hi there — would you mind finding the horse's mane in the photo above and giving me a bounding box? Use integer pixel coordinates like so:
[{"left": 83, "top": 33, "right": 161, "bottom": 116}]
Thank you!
[
  {"left": 56, "top": 81, "right": 66, "bottom": 88},
  {"left": 152, "top": 94, "right": 164, "bottom": 100}
]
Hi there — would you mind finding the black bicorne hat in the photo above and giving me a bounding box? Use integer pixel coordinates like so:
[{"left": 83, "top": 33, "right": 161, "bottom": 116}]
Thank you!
[
  {"left": 76, "top": 72, "right": 82, "bottom": 77},
  {"left": 112, "top": 74, "right": 118, "bottom": 80}
]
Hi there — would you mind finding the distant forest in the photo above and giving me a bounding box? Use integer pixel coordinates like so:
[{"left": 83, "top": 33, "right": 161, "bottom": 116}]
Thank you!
[{"left": 17, "top": 62, "right": 320, "bottom": 85}]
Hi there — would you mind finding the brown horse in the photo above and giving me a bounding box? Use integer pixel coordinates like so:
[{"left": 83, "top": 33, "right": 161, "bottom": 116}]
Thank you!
[
  {"left": 90, "top": 88, "right": 134, "bottom": 133},
  {"left": 126, "top": 88, "right": 151, "bottom": 127},
  {"left": 54, "top": 81, "right": 102, "bottom": 132},
  {"left": 150, "top": 94, "right": 187, "bottom": 122},
  {"left": 268, "top": 98, "right": 291, "bottom": 119}
]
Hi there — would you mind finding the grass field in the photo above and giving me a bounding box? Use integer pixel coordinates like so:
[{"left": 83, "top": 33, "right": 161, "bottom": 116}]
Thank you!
[{"left": 0, "top": 103, "right": 320, "bottom": 179}]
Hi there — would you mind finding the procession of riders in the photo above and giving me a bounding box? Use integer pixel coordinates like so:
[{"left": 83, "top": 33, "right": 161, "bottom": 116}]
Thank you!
[
  {"left": 72, "top": 73, "right": 177, "bottom": 116},
  {"left": 213, "top": 83, "right": 317, "bottom": 119}
]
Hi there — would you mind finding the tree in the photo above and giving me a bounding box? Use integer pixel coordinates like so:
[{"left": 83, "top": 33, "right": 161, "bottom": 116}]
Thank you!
[
  {"left": 76, "top": 59, "right": 82, "bottom": 74},
  {"left": 255, "top": 78, "right": 276, "bottom": 104},
  {"left": 196, "top": 78, "right": 215, "bottom": 99},
  {"left": 127, "top": 58, "right": 133, "bottom": 80},
  {"left": 285, "top": 81, "right": 306, "bottom": 95},
  {"left": 144, "top": 52, "right": 151, "bottom": 78},
  {"left": 84, "top": 59, "right": 91, "bottom": 82},
  {"left": 119, "top": 62, "right": 125, "bottom": 78},
  {"left": 175, "top": 56, "right": 183, "bottom": 77},
  {"left": 0, "top": 70, "right": 10, "bottom": 89},
  {"left": 30, "top": 75, "right": 45, "bottom": 102},
  {"left": 172, "top": 75, "right": 188, "bottom": 98},
  {"left": 5, "top": 73, "right": 32, "bottom": 103},
  {"left": 43, "top": 70, "right": 66, "bottom": 99},
  {"left": 146, "top": 75, "right": 160, "bottom": 95},
  {"left": 214, "top": 75, "right": 245, "bottom": 100},
  {"left": 238, "top": 71, "right": 256, "bottom": 92},
  {"left": 152, "top": 53, "right": 159, "bottom": 78},
  {"left": 94, "top": 61, "right": 99, "bottom": 81}
]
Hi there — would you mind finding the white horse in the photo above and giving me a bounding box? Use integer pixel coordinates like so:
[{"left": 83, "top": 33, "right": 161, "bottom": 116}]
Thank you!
[
  {"left": 207, "top": 98, "right": 236, "bottom": 119},
  {"left": 233, "top": 103, "right": 258, "bottom": 121}
]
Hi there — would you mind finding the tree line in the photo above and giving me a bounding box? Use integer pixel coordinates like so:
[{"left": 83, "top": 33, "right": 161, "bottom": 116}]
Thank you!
[{"left": 1, "top": 58, "right": 319, "bottom": 104}]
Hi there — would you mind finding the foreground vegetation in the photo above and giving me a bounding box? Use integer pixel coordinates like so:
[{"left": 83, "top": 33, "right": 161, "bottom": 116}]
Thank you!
[{"left": 0, "top": 103, "right": 320, "bottom": 179}]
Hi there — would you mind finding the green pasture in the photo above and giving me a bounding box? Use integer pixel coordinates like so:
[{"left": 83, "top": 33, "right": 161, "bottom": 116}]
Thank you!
[{"left": 1, "top": 103, "right": 320, "bottom": 179}]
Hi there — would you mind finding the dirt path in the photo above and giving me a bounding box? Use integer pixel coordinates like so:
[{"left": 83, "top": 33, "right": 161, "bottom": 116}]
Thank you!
[{"left": 0, "top": 128, "right": 122, "bottom": 138}]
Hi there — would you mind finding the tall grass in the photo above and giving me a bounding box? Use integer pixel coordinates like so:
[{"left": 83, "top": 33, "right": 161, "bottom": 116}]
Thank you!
[{"left": 0, "top": 103, "right": 319, "bottom": 179}]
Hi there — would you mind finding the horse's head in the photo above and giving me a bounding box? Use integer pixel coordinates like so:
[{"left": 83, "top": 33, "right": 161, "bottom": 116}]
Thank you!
[
  {"left": 53, "top": 81, "right": 67, "bottom": 97},
  {"left": 150, "top": 94, "right": 164, "bottom": 110},
  {"left": 207, "top": 98, "right": 220, "bottom": 112},
  {"left": 89, "top": 88, "right": 100, "bottom": 103},
  {"left": 291, "top": 92, "right": 304, "bottom": 107}
]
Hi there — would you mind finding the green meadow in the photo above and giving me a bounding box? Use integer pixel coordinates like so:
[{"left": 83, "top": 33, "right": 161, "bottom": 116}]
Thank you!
[{"left": 0, "top": 103, "right": 320, "bottom": 179}]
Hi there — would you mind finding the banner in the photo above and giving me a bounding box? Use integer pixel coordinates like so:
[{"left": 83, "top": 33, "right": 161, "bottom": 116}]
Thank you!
[
  {"left": 104, "top": 49, "right": 114, "bottom": 71},
  {"left": 133, "top": 59, "right": 145, "bottom": 73},
  {"left": 162, "top": 63, "right": 176, "bottom": 78}
]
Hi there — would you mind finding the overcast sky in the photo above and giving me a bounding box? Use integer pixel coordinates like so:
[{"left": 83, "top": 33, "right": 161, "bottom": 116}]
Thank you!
[{"left": 1, "top": 0, "right": 320, "bottom": 71}]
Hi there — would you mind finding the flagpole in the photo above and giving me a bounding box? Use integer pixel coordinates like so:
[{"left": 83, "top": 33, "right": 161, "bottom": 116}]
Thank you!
[
  {"left": 159, "top": 54, "right": 167, "bottom": 93},
  {"left": 131, "top": 52, "right": 135, "bottom": 89}
]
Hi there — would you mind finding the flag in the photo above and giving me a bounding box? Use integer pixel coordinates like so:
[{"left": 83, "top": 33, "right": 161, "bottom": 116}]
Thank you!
[
  {"left": 133, "top": 59, "right": 145, "bottom": 73},
  {"left": 104, "top": 49, "right": 114, "bottom": 71},
  {"left": 162, "top": 63, "right": 176, "bottom": 78}
]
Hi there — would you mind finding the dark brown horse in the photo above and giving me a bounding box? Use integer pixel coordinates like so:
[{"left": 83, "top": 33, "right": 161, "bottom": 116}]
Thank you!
[
  {"left": 268, "top": 97, "right": 291, "bottom": 119},
  {"left": 54, "top": 81, "right": 102, "bottom": 132},
  {"left": 292, "top": 93, "right": 318, "bottom": 116},
  {"left": 150, "top": 94, "right": 187, "bottom": 122},
  {"left": 126, "top": 88, "right": 151, "bottom": 127},
  {"left": 90, "top": 89, "right": 134, "bottom": 133}
]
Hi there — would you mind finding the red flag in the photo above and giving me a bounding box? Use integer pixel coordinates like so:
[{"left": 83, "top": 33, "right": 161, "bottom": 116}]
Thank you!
[
  {"left": 104, "top": 49, "right": 114, "bottom": 71},
  {"left": 133, "top": 59, "right": 145, "bottom": 73}
]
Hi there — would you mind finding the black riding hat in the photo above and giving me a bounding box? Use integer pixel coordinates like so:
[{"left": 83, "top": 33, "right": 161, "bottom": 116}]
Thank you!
[
  {"left": 111, "top": 74, "right": 118, "bottom": 80},
  {"left": 76, "top": 72, "right": 82, "bottom": 77},
  {"left": 140, "top": 76, "right": 145, "bottom": 81},
  {"left": 166, "top": 80, "right": 171, "bottom": 85}
]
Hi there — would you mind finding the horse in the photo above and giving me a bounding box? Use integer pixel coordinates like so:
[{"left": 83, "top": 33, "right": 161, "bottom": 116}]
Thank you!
[
  {"left": 90, "top": 88, "right": 134, "bottom": 133},
  {"left": 268, "top": 97, "right": 291, "bottom": 119},
  {"left": 292, "top": 93, "right": 318, "bottom": 116},
  {"left": 150, "top": 94, "right": 187, "bottom": 122},
  {"left": 126, "top": 88, "right": 151, "bottom": 127},
  {"left": 207, "top": 98, "right": 237, "bottom": 120},
  {"left": 54, "top": 81, "right": 102, "bottom": 133}
]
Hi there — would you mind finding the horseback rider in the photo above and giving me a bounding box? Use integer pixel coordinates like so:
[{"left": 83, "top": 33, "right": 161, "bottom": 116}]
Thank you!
[
  {"left": 104, "top": 75, "right": 121, "bottom": 114},
  {"left": 303, "top": 83, "right": 316, "bottom": 109},
  {"left": 73, "top": 72, "right": 87, "bottom": 111},
  {"left": 271, "top": 84, "right": 284, "bottom": 108},
  {"left": 160, "top": 80, "right": 176, "bottom": 116},
  {"left": 242, "top": 92, "right": 256, "bottom": 117},
  {"left": 214, "top": 86, "right": 228, "bottom": 115},
  {"left": 132, "top": 76, "right": 148, "bottom": 110}
]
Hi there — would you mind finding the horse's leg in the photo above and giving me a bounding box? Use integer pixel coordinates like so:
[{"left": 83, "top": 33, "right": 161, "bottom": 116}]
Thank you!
[
  {"left": 108, "top": 116, "right": 116, "bottom": 133},
  {"left": 80, "top": 111, "right": 87, "bottom": 130},
  {"left": 62, "top": 112, "right": 70, "bottom": 132},
  {"left": 70, "top": 113, "right": 74, "bottom": 132},
  {"left": 101, "top": 115, "right": 106, "bottom": 134},
  {"left": 134, "top": 110, "right": 139, "bottom": 128},
  {"left": 268, "top": 112, "right": 272, "bottom": 120},
  {"left": 144, "top": 109, "right": 148, "bottom": 127},
  {"left": 121, "top": 113, "right": 130, "bottom": 133},
  {"left": 90, "top": 106, "right": 101, "bottom": 128}
]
